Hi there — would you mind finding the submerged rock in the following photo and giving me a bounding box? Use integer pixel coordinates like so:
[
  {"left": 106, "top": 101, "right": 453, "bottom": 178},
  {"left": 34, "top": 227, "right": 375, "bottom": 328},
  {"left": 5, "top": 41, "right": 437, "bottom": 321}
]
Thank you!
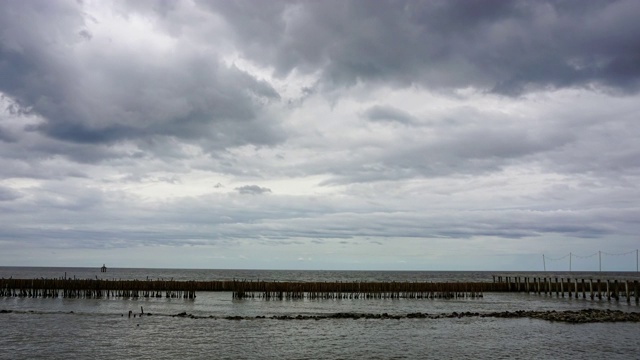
[{"left": 159, "top": 309, "right": 640, "bottom": 323}]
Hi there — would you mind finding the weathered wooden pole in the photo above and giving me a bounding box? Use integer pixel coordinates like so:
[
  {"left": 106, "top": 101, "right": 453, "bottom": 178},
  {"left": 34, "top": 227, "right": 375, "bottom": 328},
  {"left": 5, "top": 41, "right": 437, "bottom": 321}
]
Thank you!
[{"left": 625, "top": 281, "right": 630, "bottom": 304}]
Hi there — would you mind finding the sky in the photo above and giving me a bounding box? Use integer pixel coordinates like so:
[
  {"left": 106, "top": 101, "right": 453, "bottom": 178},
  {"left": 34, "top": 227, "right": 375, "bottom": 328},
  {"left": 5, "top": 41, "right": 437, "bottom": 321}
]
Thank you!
[{"left": 0, "top": 0, "right": 639, "bottom": 271}]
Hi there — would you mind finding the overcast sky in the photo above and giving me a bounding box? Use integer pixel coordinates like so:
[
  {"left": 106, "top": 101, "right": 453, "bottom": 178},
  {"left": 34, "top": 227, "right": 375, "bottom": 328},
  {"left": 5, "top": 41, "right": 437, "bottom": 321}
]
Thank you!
[{"left": 1, "top": 0, "right": 639, "bottom": 271}]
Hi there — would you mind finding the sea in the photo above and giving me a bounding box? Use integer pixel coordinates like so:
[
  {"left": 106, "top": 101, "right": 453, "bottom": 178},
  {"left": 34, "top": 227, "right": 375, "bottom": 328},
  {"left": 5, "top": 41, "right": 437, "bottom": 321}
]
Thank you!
[{"left": 1, "top": 267, "right": 639, "bottom": 359}]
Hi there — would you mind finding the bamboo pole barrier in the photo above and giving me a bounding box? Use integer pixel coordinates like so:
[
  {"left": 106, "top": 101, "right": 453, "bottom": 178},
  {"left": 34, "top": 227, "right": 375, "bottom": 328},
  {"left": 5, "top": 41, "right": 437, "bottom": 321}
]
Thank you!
[{"left": 0, "top": 276, "right": 637, "bottom": 302}]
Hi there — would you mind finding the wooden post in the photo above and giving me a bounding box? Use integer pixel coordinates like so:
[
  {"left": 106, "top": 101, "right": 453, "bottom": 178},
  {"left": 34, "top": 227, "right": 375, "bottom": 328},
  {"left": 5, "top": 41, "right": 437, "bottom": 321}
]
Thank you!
[
  {"left": 581, "top": 279, "right": 586, "bottom": 299},
  {"left": 574, "top": 279, "right": 578, "bottom": 299},
  {"left": 568, "top": 278, "right": 572, "bottom": 298},
  {"left": 555, "top": 278, "right": 559, "bottom": 297},
  {"left": 589, "top": 279, "right": 594, "bottom": 300},
  {"left": 625, "top": 281, "right": 630, "bottom": 304},
  {"left": 597, "top": 279, "right": 601, "bottom": 300},
  {"left": 560, "top": 278, "right": 564, "bottom": 297}
]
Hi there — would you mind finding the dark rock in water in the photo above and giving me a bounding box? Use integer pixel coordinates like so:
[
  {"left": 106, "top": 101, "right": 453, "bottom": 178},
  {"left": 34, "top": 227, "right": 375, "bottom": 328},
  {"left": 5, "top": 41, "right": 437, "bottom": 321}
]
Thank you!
[
  {"left": 175, "top": 309, "right": 640, "bottom": 323},
  {"left": 0, "top": 309, "right": 11, "bottom": 314},
  {"left": 407, "top": 312, "right": 426, "bottom": 319}
]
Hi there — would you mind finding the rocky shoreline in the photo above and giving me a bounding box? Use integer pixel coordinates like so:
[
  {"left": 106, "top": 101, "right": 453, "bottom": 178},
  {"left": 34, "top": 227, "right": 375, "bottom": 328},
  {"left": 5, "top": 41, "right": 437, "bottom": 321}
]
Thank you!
[{"left": 171, "top": 309, "right": 640, "bottom": 324}]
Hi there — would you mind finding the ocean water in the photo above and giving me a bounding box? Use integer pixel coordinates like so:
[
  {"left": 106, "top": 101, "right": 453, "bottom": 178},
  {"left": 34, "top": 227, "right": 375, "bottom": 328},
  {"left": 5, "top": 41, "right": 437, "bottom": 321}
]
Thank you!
[{"left": 1, "top": 267, "right": 639, "bottom": 359}]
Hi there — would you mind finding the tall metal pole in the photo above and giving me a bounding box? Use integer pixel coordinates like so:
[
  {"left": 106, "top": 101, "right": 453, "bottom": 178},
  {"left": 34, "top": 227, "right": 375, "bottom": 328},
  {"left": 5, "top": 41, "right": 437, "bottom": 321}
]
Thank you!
[
  {"left": 637, "top": 249, "right": 638, "bottom": 272},
  {"left": 569, "top": 252, "right": 572, "bottom": 272},
  {"left": 543, "top": 254, "right": 546, "bottom": 272},
  {"left": 599, "top": 251, "right": 601, "bottom": 272}
]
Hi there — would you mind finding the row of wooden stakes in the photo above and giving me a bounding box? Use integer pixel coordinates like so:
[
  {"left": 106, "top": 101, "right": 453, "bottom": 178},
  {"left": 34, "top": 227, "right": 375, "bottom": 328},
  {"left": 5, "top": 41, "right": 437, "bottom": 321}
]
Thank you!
[
  {"left": 493, "top": 276, "right": 640, "bottom": 303},
  {"left": 0, "top": 278, "right": 488, "bottom": 300},
  {"left": 1, "top": 276, "right": 637, "bottom": 302}
]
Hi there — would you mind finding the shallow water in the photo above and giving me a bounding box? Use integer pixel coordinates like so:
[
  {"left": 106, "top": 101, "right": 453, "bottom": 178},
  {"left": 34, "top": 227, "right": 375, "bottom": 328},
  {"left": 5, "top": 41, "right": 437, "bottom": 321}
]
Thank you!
[{"left": 1, "top": 267, "right": 639, "bottom": 359}]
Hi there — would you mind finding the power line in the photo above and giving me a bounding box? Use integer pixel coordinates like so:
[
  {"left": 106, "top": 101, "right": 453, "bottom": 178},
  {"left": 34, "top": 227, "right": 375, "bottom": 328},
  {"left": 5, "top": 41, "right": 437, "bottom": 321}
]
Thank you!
[{"left": 542, "top": 249, "right": 639, "bottom": 272}]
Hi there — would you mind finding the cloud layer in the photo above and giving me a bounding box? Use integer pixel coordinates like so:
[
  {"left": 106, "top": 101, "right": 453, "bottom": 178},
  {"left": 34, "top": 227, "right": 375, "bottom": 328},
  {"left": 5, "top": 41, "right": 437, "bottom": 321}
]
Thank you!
[{"left": 0, "top": 0, "right": 639, "bottom": 270}]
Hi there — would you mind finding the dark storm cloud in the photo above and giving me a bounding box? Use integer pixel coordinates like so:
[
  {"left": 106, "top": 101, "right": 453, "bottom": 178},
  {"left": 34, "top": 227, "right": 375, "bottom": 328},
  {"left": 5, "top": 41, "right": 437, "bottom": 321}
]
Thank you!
[
  {"left": 0, "top": 1, "right": 283, "bottom": 160},
  {"left": 208, "top": 0, "right": 640, "bottom": 94},
  {"left": 1, "top": 0, "right": 637, "bottom": 163}
]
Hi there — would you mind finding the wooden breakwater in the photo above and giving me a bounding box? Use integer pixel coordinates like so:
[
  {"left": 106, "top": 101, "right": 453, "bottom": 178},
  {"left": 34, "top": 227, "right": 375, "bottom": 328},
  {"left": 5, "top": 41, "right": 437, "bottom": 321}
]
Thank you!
[
  {"left": 0, "top": 279, "right": 199, "bottom": 299},
  {"left": 0, "top": 278, "right": 488, "bottom": 300},
  {"left": 229, "top": 280, "right": 486, "bottom": 300},
  {"left": 493, "top": 275, "right": 640, "bottom": 304},
  {"left": 1, "top": 276, "right": 637, "bottom": 303}
]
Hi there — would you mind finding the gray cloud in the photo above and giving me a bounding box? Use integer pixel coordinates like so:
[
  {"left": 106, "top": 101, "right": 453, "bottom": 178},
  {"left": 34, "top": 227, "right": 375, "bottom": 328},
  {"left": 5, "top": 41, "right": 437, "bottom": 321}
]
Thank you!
[
  {"left": 0, "top": 186, "right": 21, "bottom": 201},
  {"left": 207, "top": 0, "right": 640, "bottom": 94},
  {"left": 0, "top": 1, "right": 283, "bottom": 161},
  {"left": 0, "top": 1, "right": 639, "bottom": 269},
  {"left": 235, "top": 185, "right": 272, "bottom": 195},
  {"left": 0, "top": 126, "right": 16, "bottom": 143},
  {"left": 363, "top": 105, "right": 416, "bottom": 124}
]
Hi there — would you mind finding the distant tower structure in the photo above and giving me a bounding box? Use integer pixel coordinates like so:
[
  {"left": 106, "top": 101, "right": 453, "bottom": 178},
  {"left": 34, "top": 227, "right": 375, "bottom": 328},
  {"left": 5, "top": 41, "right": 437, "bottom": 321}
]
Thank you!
[{"left": 101, "top": 264, "right": 107, "bottom": 273}]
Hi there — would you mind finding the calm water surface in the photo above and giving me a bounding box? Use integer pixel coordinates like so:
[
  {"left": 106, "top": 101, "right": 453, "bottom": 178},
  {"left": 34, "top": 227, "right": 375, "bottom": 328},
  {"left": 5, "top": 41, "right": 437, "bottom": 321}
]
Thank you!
[{"left": 1, "top": 267, "right": 639, "bottom": 359}]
